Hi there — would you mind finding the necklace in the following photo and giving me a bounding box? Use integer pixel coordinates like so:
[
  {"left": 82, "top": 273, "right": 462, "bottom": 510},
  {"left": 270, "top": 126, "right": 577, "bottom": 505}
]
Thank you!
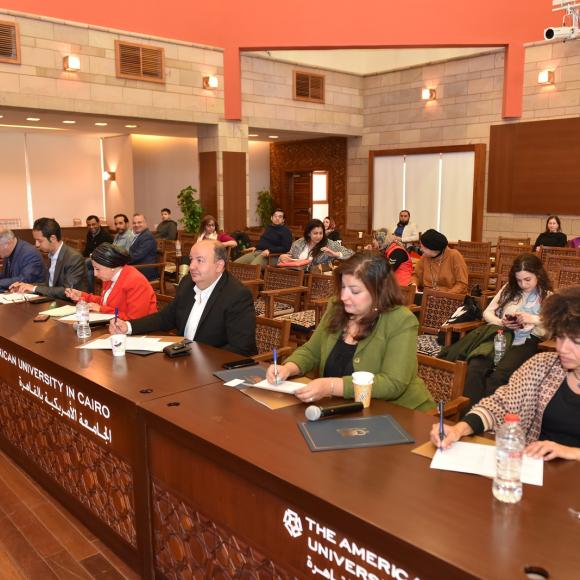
[
  {"left": 570, "top": 370, "right": 580, "bottom": 388},
  {"left": 428, "top": 256, "right": 442, "bottom": 290}
]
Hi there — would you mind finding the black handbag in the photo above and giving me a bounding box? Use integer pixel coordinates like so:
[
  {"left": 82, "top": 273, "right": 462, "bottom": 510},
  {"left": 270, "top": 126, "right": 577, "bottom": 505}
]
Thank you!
[{"left": 436, "top": 295, "right": 482, "bottom": 345}]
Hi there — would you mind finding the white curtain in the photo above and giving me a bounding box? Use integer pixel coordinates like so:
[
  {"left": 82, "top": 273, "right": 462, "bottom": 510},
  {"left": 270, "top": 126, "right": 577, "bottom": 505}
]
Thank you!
[{"left": 372, "top": 155, "right": 404, "bottom": 231}]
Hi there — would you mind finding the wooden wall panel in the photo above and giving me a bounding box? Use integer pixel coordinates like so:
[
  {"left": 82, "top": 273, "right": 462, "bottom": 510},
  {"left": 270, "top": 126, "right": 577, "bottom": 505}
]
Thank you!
[
  {"left": 270, "top": 137, "right": 346, "bottom": 230},
  {"left": 199, "top": 151, "right": 217, "bottom": 218},
  {"left": 488, "top": 117, "right": 580, "bottom": 214},
  {"left": 222, "top": 151, "right": 247, "bottom": 232}
]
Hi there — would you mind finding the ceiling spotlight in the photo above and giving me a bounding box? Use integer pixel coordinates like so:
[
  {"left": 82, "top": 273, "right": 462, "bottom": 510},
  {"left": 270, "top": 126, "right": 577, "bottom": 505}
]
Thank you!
[
  {"left": 63, "top": 55, "right": 81, "bottom": 72},
  {"left": 421, "top": 88, "right": 436, "bottom": 101},
  {"left": 26, "top": 117, "right": 40, "bottom": 122},
  {"left": 62, "top": 120, "right": 76, "bottom": 124},
  {"left": 94, "top": 122, "right": 108, "bottom": 126},
  {"left": 537, "top": 69, "right": 555, "bottom": 84},
  {"left": 202, "top": 75, "right": 219, "bottom": 89},
  {"left": 125, "top": 124, "right": 138, "bottom": 128}
]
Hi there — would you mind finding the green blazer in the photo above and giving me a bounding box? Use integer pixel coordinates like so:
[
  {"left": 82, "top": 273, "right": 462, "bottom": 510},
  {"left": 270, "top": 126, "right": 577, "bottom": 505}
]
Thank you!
[{"left": 285, "top": 302, "right": 435, "bottom": 411}]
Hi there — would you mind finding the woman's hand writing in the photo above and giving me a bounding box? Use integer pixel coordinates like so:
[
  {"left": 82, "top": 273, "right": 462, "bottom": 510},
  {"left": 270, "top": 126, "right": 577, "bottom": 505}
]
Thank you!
[
  {"left": 64, "top": 288, "right": 82, "bottom": 301},
  {"left": 429, "top": 421, "right": 473, "bottom": 449}
]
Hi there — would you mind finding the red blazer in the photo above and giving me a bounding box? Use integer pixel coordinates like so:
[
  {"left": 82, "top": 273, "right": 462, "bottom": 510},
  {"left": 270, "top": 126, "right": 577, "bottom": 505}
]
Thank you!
[{"left": 80, "top": 265, "right": 157, "bottom": 320}]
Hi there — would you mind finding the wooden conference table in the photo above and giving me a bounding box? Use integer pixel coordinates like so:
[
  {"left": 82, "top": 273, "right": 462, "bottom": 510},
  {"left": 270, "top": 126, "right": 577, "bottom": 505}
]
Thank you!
[{"left": 0, "top": 299, "right": 579, "bottom": 579}]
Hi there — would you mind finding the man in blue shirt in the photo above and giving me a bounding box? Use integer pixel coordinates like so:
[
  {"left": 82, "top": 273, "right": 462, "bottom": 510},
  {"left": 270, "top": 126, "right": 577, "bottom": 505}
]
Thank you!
[{"left": 0, "top": 229, "right": 46, "bottom": 291}]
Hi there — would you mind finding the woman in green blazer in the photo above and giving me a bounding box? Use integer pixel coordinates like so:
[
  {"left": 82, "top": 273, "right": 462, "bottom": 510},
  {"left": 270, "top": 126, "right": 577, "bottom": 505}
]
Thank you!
[{"left": 266, "top": 252, "right": 434, "bottom": 411}]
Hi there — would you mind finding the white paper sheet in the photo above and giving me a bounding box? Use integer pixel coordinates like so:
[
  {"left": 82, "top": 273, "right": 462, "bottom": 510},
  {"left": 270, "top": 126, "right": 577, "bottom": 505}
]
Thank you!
[
  {"left": 251, "top": 379, "right": 304, "bottom": 394},
  {"left": 40, "top": 305, "right": 77, "bottom": 317},
  {"left": 430, "top": 441, "right": 543, "bottom": 486},
  {"left": 59, "top": 312, "right": 114, "bottom": 322},
  {"left": 0, "top": 293, "right": 38, "bottom": 304},
  {"left": 79, "top": 336, "right": 173, "bottom": 352}
]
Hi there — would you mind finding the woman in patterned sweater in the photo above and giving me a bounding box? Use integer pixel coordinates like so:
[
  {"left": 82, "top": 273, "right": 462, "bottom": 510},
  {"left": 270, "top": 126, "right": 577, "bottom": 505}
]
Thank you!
[{"left": 431, "top": 286, "right": 580, "bottom": 461}]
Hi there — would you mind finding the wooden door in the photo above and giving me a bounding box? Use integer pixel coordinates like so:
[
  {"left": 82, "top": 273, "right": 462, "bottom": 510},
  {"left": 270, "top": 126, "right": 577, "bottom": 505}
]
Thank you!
[{"left": 289, "top": 172, "right": 311, "bottom": 227}]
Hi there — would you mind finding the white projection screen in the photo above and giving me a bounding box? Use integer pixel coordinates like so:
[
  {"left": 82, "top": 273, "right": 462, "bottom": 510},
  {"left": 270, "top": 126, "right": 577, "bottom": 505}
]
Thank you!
[
  {"left": 372, "top": 155, "right": 404, "bottom": 230},
  {"left": 372, "top": 150, "right": 476, "bottom": 241}
]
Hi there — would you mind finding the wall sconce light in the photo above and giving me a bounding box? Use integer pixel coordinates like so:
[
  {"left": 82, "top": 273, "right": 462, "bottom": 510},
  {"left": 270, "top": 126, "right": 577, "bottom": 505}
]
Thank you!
[
  {"left": 103, "top": 170, "right": 116, "bottom": 182},
  {"left": 203, "top": 75, "right": 219, "bottom": 89},
  {"left": 421, "top": 87, "right": 436, "bottom": 101},
  {"left": 537, "top": 69, "right": 555, "bottom": 85},
  {"left": 63, "top": 55, "right": 81, "bottom": 72}
]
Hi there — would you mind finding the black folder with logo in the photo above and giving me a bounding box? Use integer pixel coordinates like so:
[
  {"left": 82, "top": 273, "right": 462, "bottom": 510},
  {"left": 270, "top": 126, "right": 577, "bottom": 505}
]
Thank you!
[{"left": 298, "top": 415, "right": 414, "bottom": 452}]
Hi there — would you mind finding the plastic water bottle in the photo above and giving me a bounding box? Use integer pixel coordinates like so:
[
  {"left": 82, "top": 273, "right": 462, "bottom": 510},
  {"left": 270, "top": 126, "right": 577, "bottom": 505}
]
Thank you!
[
  {"left": 492, "top": 414, "right": 524, "bottom": 503},
  {"left": 493, "top": 329, "right": 506, "bottom": 366},
  {"left": 76, "top": 299, "right": 91, "bottom": 339}
]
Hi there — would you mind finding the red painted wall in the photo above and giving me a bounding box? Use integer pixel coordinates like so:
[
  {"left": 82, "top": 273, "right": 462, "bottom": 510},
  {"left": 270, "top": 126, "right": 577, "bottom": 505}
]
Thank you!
[{"left": 1, "top": 0, "right": 559, "bottom": 119}]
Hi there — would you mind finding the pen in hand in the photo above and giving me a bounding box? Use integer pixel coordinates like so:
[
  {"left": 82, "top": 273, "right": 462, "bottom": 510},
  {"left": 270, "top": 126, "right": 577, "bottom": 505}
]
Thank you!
[
  {"left": 114, "top": 307, "right": 119, "bottom": 325},
  {"left": 273, "top": 347, "right": 280, "bottom": 385},
  {"left": 438, "top": 400, "right": 445, "bottom": 449}
]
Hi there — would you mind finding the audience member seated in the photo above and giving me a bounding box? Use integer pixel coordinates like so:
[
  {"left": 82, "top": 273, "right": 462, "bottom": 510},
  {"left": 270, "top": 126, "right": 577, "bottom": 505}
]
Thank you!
[
  {"left": 533, "top": 215, "right": 568, "bottom": 251},
  {"left": 441, "top": 253, "right": 552, "bottom": 410},
  {"left": 110, "top": 240, "right": 256, "bottom": 356},
  {"left": 83, "top": 214, "right": 113, "bottom": 258},
  {"left": 393, "top": 209, "right": 419, "bottom": 248},
  {"left": 112, "top": 213, "right": 135, "bottom": 251},
  {"left": 323, "top": 216, "right": 341, "bottom": 241},
  {"left": 411, "top": 229, "right": 468, "bottom": 294},
  {"left": 65, "top": 243, "right": 157, "bottom": 320},
  {"left": 278, "top": 219, "right": 353, "bottom": 271},
  {"left": 198, "top": 214, "right": 237, "bottom": 248},
  {"left": 129, "top": 213, "right": 158, "bottom": 281},
  {"left": 155, "top": 208, "right": 178, "bottom": 241},
  {"left": 0, "top": 229, "right": 46, "bottom": 291},
  {"left": 381, "top": 233, "right": 412, "bottom": 286},
  {"left": 234, "top": 208, "right": 292, "bottom": 266},
  {"left": 83, "top": 214, "right": 113, "bottom": 292},
  {"left": 10, "top": 218, "right": 87, "bottom": 299},
  {"left": 432, "top": 286, "right": 580, "bottom": 462},
  {"left": 266, "top": 253, "right": 434, "bottom": 410}
]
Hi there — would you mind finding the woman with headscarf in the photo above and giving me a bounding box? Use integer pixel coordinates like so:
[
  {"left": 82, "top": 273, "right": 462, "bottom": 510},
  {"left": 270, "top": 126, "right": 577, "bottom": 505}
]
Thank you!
[
  {"left": 65, "top": 243, "right": 157, "bottom": 319},
  {"left": 410, "top": 229, "right": 468, "bottom": 294}
]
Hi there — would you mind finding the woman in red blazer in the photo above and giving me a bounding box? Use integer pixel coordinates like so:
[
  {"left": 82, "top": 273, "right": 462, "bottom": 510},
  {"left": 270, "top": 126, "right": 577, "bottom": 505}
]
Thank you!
[{"left": 65, "top": 243, "right": 157, "bottom": 319}]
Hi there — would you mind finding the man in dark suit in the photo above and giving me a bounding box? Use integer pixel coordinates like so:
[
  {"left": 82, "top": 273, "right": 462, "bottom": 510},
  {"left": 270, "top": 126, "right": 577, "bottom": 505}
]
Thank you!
[
  {"left": 10, "top": 218, "right": 87, "bottom": 299},
  {"left": 0, "top": 229, "right": 46, "bottom": 291},
  {"left": 129, "top": 213, "right": 158, "bottom": 281},
  {"left": 110, "top": 240, "right": 256, "bottom": 356}
]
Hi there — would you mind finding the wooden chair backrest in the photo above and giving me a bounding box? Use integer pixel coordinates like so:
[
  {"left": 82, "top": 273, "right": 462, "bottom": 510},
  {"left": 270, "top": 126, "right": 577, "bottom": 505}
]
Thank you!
[
  {"left": 227, "top": 261, "right": 261, "bottom": 282},
  {"left": 555, "top": 266, "right": 580, "bottom": 289},
  {"left": 539, "top": 246, "right": 580, "bottom": 263},
  {"left": 457, "top": 241, "right": 491, "bottom": 261},
  {"left": 418, "top": 289, "right": 466, "bottom": 336},
  {"left": 417, "top": 354, "right": 468, "bottom": 403},
  {"left": 263, "top": 266, "right": 304, "bottom": 292},
  {"left": 133, "top": 262, "right": 166, "bottom": 294},
  {"left": 255, "top": 317, "right": 291, "bottom": 355},
  {"left": 306, "top": 272, "right": 336, "bottom": 303},
  {"left": 545, "top": 255, "right": 580, "bottom": 285}
]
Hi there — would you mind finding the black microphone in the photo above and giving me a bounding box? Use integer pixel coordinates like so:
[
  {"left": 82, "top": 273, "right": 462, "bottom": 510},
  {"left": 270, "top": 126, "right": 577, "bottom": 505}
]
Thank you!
[{"left": 305, "top": 401, "right": 364, "bottom": 421}]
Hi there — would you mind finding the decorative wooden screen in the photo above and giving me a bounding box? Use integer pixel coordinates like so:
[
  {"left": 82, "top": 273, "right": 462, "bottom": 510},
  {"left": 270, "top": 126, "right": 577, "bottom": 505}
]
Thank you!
[{"left": 115, "top": 40, "right": 164, "bottom": 83}]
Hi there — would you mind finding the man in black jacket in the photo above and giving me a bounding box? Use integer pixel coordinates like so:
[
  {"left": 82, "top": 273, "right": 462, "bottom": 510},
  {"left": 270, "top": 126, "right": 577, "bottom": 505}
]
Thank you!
[
  {"left": 129, "top": 213, "right": 159, "bottom": 281},
  {"left": 234, "top": 208, "right": 292, "bottom": 266},
  {"left": 83, "top": 214, "right": 113, "bottom": 291},
  {"left": 110, "top": 240, "right": 257, "bottom": 356}
]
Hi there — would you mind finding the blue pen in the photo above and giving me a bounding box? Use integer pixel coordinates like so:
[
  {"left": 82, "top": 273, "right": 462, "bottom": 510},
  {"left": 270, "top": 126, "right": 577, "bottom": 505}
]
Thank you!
[
  {"left": 438, "top": 400, "right": 445, "bottom": 449},
  {"left": 114, "top": 307, "right": 119, "bottom": 326},
  {"left": 273, "top": 347, "right": 279, "bottom": 385}
]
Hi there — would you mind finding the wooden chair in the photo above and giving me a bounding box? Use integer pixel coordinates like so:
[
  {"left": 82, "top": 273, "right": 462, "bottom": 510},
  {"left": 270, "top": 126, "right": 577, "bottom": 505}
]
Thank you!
[
  {"left": 155, "top": 293, "right": 174, "bottom": 311},
  {"left": 417, "top": 290, "right": 483, "bottom": 354},
  {"left": 465, "top": 258, "right": 491, "bottom": 294},
  {"left": 417, "top": 355, "right": 469, "bottom": 422},
  {"left": 133, "top": 262, "right": 167, "bottom": 295},
  {"left": 252, "top": 317, "right": 293, "bottom": 362},
  {"left": 255, "top": 266, "right": 307, "bottom": 318},
  {"left": 539, "top": 245, "right": 580, "bottom": 263},
  {"left": 545, "top": 255, "right": 580, "bottom": 286},
  {"left": 495, "top": 239, "right": 531, "bottom": 268},
  {"left": 554, "top": 266, "right": 580, "bottom": 289},
  {"left": 457, "top": 240, "right": 491, "bottom": 261},
  {"left": 63, "top": 238, "right": 85, "bottom": 253},
  {"left": 227, "top": 262, "right": 262, "bottom": 299}
]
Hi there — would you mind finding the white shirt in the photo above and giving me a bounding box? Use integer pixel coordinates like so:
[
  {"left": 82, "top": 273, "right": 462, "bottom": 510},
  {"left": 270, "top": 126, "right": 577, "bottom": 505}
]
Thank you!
[
  {"left": 48, "top": 242, "right": 64, "bottom": 286},
  {"left": 183, "top": 274, "right": 223, "bottom": 340},
  {"left": 102, "top": 268, "right": 122, "bottom": 305}
]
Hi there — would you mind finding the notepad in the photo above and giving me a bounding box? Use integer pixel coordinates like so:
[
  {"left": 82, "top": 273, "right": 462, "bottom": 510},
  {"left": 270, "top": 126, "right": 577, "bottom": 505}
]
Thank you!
[
  {"left": 0, "top": 293, "right": 38, "bottom": 304},
  {"left": 430, "top": 441, "right": 543, "bottom": 486},
  {"left": 59, "top": 312, "right": 114, "bottom": 322},
  {"left": 251, "top": 378, "right": 304, "bottom": 394},
  {"left": 40, "top": 305, "right": 77, "bottom": 317}
]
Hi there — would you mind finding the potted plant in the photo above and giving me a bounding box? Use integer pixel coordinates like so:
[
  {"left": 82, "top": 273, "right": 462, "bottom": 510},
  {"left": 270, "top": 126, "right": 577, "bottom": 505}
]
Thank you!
[
  {"left": 177, "top": 185, "right": 203, "bottom": 233},
  {"left": 256, "top": 188, "right": 275, "bottom": 227}
]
